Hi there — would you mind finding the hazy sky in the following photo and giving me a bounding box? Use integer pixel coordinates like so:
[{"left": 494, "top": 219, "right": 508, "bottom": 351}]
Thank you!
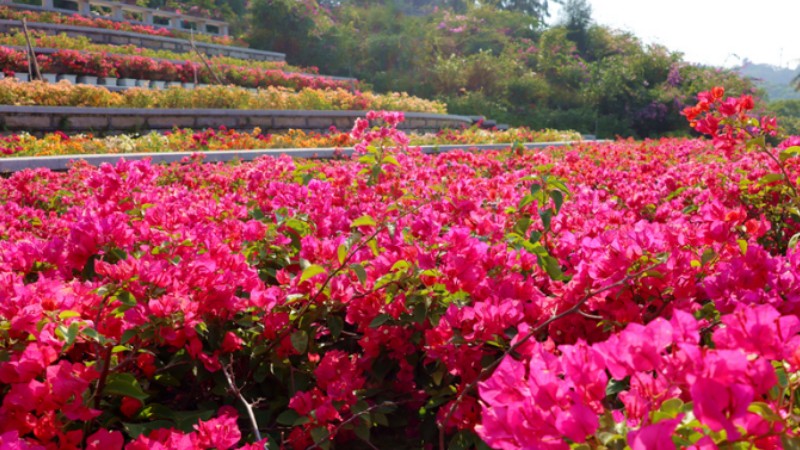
[{"left": 549, "top": 0, "right": 800, "bottom": 68}]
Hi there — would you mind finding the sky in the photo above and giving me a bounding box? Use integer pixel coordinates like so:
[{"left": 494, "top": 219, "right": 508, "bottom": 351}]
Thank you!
[{"left": 548, "top": 0, "right": 800, "bottom": 69}]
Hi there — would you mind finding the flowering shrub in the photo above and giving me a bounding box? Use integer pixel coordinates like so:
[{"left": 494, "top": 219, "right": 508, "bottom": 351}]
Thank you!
[
  {"left": 0, "top": 6, "right": 237, "bottom": 46},
  {"left": 0, "top": 78, "right": 445, "bottom": 112},
  {"left": 0, "top": 47, "right": 358, "bottom": 91},
  {"left": 0, "top": 31, "right": 304, "bottom": 73},
  {"left": 2, "top": 102, "right": 800, "bottom": 449},
  {"left": 0, "top": 126, "right": 580, "bottom": 158}
]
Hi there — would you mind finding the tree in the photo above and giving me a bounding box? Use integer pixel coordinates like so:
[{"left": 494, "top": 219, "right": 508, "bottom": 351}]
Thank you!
[
  {"left": 481, "top": 0, "right": 559, "bottom": 19},
  {"left": 560, "top": 0, "right": 592, "bottom": 53}
]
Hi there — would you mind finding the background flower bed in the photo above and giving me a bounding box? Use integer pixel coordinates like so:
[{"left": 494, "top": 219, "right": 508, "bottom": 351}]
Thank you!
[
  {"left": 0, "top": 126, "right": 581, "bottom": 157},
  {"left": 0, "top": 79, "right": 445, "bottom": 112},
  {"left": 2, "top": 104, "right": 800, "bottom": 448},
  {"left": 0, "top": 47, "right": 357, "bottom": 90},
  {"left": 0, "top": 6, "right": 237, "bottom": 46}
]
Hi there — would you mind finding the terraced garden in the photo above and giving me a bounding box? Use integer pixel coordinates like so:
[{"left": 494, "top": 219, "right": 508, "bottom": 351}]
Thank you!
[{"left": 2, "top": 2, "right": 800, "bottom": 450}]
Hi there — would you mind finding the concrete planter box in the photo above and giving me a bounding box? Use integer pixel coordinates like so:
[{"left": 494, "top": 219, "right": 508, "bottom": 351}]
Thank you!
[
  {"left": 182, "top": 82, "right": 196, "bottom": 89},
  {"left": 117, "top": 78, "right": 138, "bottom": 87},
  {"left": 150, "top": 80, "right": 166, "bottom": 89},
  {"left": 42, "top": 73, "right": 58, "bottom": 83},
  {"left": 98, "top": 77, "right": 119, "bottom": 86},
  {"left": 57, "top": 74, "right": 78, "bottom": 84},
  {"left": 165, "top": 81, "right": 182, "bottom": 88},
  {"left": 77, "top": 75, "right": 98, "bottom": 85},
  {"left": 135, "top": 79, "right": 150, "bottom": 88},
  {"left": 14, "top": 72, "right": 29, "bottom": 82}
]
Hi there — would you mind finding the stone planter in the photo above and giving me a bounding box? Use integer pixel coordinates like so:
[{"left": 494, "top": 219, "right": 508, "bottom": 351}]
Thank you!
[
  {"left": 135, "top": 79, "right": 150, "bottom": 88},
  {"left": 41, "top": 73, "right": 58, "bottom": 83},
  {"left": 165, "top": 81, "right": 182, "bottom": 88},
  {"left": 77, "top": 75, "right": 98, "bottom": 85},
  {"left": 150, "top": 80, "right": 166, "bottom": 89},
  {"left": 57, "top": 74, "right": 78, "bottom": 84},
  {"left": 97, "top": 77, "right": 119, "bottom": 87},
  {"left": 182, "top": 82, "right": 196, "bottom": 89},
  {"left": 14, "top": 72, "right": 30, "bottom": 82},
  {"left": 117, "top": 78, "right": 138, "bottom": 87}
]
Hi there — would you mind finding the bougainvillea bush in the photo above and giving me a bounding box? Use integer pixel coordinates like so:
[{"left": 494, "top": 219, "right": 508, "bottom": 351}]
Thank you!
[
  {"left": 0, "top": 79, "right": 445, "bottom": 113},
  {"left": 0, "top": 126, "right": 580, "bottom": 158},
  {"left": 2, "top": 94, "right": 800, "bottom": 449},
  {"left": 0, "top": 6, "right": 238, "bottom": 46},
  {"left": 0, "top": 47, "right": 356, "bottom": 91}
]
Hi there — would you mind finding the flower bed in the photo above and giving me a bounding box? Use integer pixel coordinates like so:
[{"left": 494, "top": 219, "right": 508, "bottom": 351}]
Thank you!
[
  {"left": 2, "top": 99, "right": 800, "bottom": 449},
  {"left": 0, "top": 78, "right": 445, "bottom": 112},
  {"left": 0, "top": 5, "right": 237, "bottom": 46},
  {"left": 0, "top": 126, "right": 581, "bottom": 157},
  {"left": 0, "top": 47, "right": 357, "bottom": 90},
  {"left": 0, "top": 31, "right": 305, "bottom": 72}
]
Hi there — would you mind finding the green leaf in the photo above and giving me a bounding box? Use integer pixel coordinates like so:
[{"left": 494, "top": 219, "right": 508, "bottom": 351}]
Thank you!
[
  {"left": 737, "top": 239, "right": 748, "bottom": 256},
  {"left": 327, "top": 315, "right": 344, "bottom": 339},
  {"left": 121, "top": 329, "right": 138, "bottom": 345},
  {"left": 542, "top": 255, "right": 567, "bottom": 281},
  {"left": 300, "top": 264, "right": 326, "bottom": 283},
  {"left": 539, "top": 209, "right": 553, "bottom": 232},
  {"left": 780, "top": 146, "right": 800, "bottom": 162},
  {"left": 369, "top": 314, "right": 392, "bottom": 328},
  {"left": 550, "top": 190, "right": 565, "bottom": 213},
  {"left": 782, "top": 435, "right": 800, "bottom": 450},
  {"left": 58, "top": 310, "right": 81, "bottom": 320},
  {"left": 116, "top": 291, "right": 136, "bottom": 307},
  {"left": 605, "top": 377, "right": 630, "bottom": 396},
  {"left": 104, "top": 373, "right": 148, "bottom": 401},
  {"left": 518, "top": 194, "right": 534, "bottom": 210},
  {"left": 789, "top": 233, "right": 800, "bottom": 250},
  {"left": 123, "top": 420, "right": 173, "bottom": 439},
  {"left": 759, "top": 173, "right": 784, "bottom": 185},
  {"left": 382, "top": 154, "right": 401, "bottom": 167},
  {"left": 276, "top": 409, "right": 302, "bottom": 426},
  {"left": 748, "top": 401, "right": 782, "bottom": 422},
  {"left": 310, "top": 426, "right": 330, "bottom": 449},
  {"left": 352, "top": 215, "right": 377, "bottom": 227},
  {"left": 337, "top": 244, "right": 347, "bottom": 265},
  {"left": 701, "top": 248, "right": 717, "bottom": 266},
  {"left": 513, "top": 216, "right": 532, "bottom": 236},
  {"left": 660, "top": 398, "right": 683, "bottom": 416},
  {"left": 290, "top": 330, "right": 309, "bottom": 354},
  {"left": 353, "top": 417, "right": 371, "bottom": 442},
  {"left": 351, "top": 264, "right": 367, "bottom": 286}
]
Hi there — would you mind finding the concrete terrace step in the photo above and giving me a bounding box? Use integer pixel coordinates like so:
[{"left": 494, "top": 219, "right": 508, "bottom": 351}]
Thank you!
[
  {"left": 0, "top": 106, "right": 473, "bottom": 134},
  {"left": 0, "top": 141, "right": 600, "bottom": 173}
]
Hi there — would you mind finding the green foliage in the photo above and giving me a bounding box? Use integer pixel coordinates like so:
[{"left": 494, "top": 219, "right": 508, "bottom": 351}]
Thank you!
[{"left": 236, "top": 0, "right": 758, "bottom": 138}]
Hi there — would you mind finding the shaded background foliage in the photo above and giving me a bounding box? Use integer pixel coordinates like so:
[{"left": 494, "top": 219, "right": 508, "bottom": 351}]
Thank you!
[{"left": 155, "top": 0, "right": 766, "bottom": 138}]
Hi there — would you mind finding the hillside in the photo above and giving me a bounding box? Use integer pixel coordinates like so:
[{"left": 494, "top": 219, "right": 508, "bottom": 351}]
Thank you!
[{"left": 737, "top": 60, "right": 800, "bottom": 101}]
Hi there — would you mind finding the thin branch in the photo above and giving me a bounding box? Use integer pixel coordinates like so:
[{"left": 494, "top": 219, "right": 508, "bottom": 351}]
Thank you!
[
  {"left": 222, "top": 359, "right": 263, "bottom": 443},
  {"left": 437, "top": 260, "right": 666, "bottom": 450},
  {"left": 305, "top": 401, "right": 401, "bottom": 450}
]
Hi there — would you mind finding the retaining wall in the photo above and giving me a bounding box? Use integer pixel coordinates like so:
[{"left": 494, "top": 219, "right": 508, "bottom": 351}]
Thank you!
[
  {"left": 0, "top": 141, "right": 590, "bottom": 173},
  {"left": 0, "top": 106, "right": 472, "bottom": 134}
]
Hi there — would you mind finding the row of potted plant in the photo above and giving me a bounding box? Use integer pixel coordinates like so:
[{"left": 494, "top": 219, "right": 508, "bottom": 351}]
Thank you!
[
  {"left": 0, "top": 30, "right": 312, "bottom": 73},
  {"left": 0, "top": 6, "right": 238, "bottom": 46},
  {"left": 0, "top": 78, "right": 447, "bottom": 112},
  {"left": 0, "top": 125, "right": 581, "bottom": 157},
  {"left": 0, "top": 47, "right": 358, "bottom": 90}
]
